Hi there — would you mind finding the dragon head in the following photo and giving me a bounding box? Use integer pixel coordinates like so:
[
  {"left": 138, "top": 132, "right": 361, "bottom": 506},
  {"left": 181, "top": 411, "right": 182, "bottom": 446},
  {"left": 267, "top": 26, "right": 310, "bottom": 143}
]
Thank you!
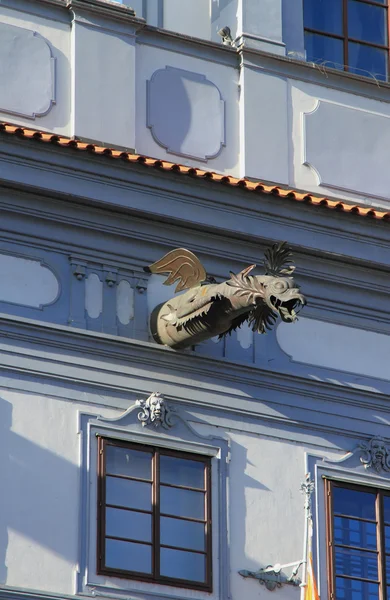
[
  {"left": 262, "top": 275, "right": 306, "bottom": 323},
  {"left": 226, "top": 242, "right": 306, "bottom": 334}
]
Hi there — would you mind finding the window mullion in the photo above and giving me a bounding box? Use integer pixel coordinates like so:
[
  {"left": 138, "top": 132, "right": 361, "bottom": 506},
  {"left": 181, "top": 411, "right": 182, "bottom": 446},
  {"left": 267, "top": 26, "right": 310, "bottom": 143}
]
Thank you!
[
  {"left": 153, "top": 449, "right": 161, "bottom": 579},
  {"left": 387, "top": 4, "right": 390, "bottom": 81},
  {"left": 325, "top": 478, "right": 336, "bottom": 599},
  {"left": 344, "top": 0, "right": 349, "bottom": 70},
  {"left": 377, "top": 492, "right": 387, "bottom": 600},
  {"left": 205, "top": 458, "right": 212, "bottom": 589},
  {"left": 97, "top": 436, "right": 106, "bottom": 574}
]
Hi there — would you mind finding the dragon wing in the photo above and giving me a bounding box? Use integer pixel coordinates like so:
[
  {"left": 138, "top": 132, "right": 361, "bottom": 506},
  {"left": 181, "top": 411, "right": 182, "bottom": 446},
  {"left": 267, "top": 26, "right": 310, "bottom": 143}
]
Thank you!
[{"left": 145, "top": 248, "right": 207, "bottom": 293}]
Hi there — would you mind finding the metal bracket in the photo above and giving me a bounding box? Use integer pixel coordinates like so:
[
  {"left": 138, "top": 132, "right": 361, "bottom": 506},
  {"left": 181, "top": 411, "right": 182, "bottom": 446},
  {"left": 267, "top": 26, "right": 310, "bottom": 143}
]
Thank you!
[{"left": 239, "top": 561, "right": 302, "bottom": 591}]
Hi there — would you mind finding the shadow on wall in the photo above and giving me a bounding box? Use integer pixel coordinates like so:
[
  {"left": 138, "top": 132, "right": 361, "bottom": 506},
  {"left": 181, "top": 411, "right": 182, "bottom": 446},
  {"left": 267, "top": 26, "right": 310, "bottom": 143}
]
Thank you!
[
  {"left": 228, "top": 438, "right": 271, "bottom": 574},
  {"left": 148, "top": 67, "right": 225, "bottom": 163},
  {"left": 0, "top": 396, "right": 78, "bottom": 583}
]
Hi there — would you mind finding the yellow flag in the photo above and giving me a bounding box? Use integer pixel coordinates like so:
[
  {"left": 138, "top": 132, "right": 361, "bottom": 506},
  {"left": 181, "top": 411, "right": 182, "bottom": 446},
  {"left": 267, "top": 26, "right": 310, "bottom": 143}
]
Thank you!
[
  {"left": 305, "top": 552, "right": 320, "bottom": 600},
  {"left": 305, "top": 519, "right": 320, "bottom": 600}
]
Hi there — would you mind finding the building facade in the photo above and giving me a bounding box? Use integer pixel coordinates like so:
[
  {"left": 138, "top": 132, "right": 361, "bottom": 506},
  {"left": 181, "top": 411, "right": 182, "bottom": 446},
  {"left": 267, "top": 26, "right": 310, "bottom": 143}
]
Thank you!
[{"left": 0, "top": 1, "right": 390, "bottom": 600}]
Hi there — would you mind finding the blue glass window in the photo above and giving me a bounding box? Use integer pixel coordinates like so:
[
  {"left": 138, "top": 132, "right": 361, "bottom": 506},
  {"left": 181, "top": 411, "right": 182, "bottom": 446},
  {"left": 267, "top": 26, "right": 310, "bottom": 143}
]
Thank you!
[
  {"left": 305, "top": 32, "right": 344, "bottom": 68},
  {"left": 348, "top": 0, "right": 387, "bottom": 45},
  {"left": 98, "top": 439, "right": 212, "bottom": 590},
  {"left": 304, "top": 0, "right": 389, "bottom": 81},
  {"left": 327, "top": 482, "right": 390, "bottom": 600},
  {"left": 304, "top": 0, "right": 343, "bottom": 34},
  {"left": 349, "top": 42, "right": 388, "bottom": 80}
]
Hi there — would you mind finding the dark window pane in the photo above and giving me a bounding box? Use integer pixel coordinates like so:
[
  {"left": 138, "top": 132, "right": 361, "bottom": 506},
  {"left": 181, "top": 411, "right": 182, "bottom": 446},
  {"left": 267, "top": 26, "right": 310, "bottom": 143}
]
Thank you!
[
  {"left": 383, "top": 495, "right": 390, "bottom": 523},
  {"left": 105, "top": 538, "right": 152, "bottom": 574},
  {"left": 386, "top": 557, "right": 390, "bottom": 579},
  {"left": 160, "top": 547, "right": 206, "bottom": 582},
  {"left": 335, "top": 548, "right": 378, "bottom": 580},
  {"left": 160, "top": 456, "right": 205, "bottom": 489},
  {"left": 305, "top": 32, "right": 344, "bottom": 69},
  {"left": 160, "top": 516, "right": 205, "bottom": 551},
  {"left": 349, "top": 42, "right": 387, "bottom": 80},
  {"left": 160, "top": 486, "right": 205, "bottom": 519},
  {"left": 333, "top": 487, "right": 376, "bottom": 520},
  {"left": 106, "top": 507, "right": 152, "bottom": 542},
  {"left": 334, "top": 516, "right": 377, "bottom": 549},
  {"left": 106, "top": 445, "right": 152, "bottom": 480},
  {"left": 336, "top": 577, "right": 379, "bottom": 600},
  {"left": 106, "top": 476, "right": 152, "bottom": 511},
  {"left": 348, "top": 1, "right": 387, "bottom": 45},
  {"left": 304, "top": 0, "right": 343, "bottom": 34},
  {"left": 385, "top": 525, "right": 390, "bottom": 552}
]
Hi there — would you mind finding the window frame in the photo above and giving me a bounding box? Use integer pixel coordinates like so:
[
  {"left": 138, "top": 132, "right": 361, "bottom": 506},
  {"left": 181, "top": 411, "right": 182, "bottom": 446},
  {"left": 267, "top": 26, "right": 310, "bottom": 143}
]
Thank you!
[
  {"left": 325, "top": 478, "right": 390, "bottom": 600},
  {"left": 97, "top": 436, "right": 213, "bottom": 592},
  {"left": 304, "top": 0, "right": 390, "bottom": 80}
]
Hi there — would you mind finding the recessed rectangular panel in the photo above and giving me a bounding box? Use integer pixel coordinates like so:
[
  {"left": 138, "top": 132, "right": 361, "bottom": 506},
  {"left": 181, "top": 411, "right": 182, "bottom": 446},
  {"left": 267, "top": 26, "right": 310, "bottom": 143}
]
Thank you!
[{"left": 0, "top": 23, "right": 55, "bottom": 118}]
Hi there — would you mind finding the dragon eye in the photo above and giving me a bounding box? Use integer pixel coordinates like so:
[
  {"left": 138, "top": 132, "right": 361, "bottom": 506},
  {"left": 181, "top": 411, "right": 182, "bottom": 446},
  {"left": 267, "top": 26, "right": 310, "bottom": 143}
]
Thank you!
[{"left": 274, "top": 281, "right": 286, "bottom": 290}]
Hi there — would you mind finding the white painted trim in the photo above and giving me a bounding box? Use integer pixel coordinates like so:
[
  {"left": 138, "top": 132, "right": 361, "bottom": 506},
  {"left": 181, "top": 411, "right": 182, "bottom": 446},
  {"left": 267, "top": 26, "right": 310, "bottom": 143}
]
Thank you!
[
  {"left": 306, "top": 450, "right": 390, "bottom": 599},
  {"left": 77, "top": 403, "right": 230, "bottom": 600}
]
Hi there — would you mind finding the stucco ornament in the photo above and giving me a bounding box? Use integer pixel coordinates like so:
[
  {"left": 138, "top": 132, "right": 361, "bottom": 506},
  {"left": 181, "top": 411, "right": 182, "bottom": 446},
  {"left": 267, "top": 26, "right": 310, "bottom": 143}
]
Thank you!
[
  {"left": 145, "top": 243, "right": 306, "bottom": 350},
  {"left": 359, "top": 436, "right": 390, "bottom": 473},
  {"left": 136, "top": 392, "right": 174, "bottom": 429}
]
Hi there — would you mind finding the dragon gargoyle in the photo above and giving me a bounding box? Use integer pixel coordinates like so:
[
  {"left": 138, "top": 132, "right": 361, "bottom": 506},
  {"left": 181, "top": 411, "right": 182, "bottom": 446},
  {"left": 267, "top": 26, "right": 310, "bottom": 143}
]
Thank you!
[{"left": 145, "top": 243, "right": 306, "bottom": 350}]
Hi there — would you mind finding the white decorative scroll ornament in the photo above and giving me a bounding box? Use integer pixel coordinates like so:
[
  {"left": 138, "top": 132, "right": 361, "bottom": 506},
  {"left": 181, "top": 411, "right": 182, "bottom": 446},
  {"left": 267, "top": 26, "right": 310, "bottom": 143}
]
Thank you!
[
  {"left": 359, "top": 437, "right": 390, "bottom": 473},
  {"left": 136, "top": 392, "right": 174, "bottom": 430}
]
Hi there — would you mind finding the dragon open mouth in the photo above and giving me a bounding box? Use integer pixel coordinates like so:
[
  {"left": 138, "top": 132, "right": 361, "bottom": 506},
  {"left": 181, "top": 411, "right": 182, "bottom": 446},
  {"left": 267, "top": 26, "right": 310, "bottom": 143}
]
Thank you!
[{"left": 270, "top": 295, "right": 306, "bottom": 322}]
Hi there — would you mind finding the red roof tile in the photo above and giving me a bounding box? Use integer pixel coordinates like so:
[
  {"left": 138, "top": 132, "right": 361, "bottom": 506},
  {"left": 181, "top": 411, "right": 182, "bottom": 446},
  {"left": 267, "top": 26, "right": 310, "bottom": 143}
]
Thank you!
[{"left": 1, "top": 122, "right": 389, "bottom": 222}]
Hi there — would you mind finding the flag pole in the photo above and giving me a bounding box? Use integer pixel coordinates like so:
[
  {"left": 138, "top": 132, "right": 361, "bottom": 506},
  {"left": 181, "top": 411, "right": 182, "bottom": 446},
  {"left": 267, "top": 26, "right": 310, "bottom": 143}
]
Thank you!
[{"left": 300, "top": 473, "right": 315, "bottom": 600}]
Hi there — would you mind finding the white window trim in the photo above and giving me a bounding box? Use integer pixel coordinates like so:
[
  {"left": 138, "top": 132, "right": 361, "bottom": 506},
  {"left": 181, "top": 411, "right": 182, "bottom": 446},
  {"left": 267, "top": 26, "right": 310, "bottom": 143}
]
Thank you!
[
  {"left": 306, "top": 447, "right": 390, "bottom": 600},
  {"left": 77, "top": 397, "right": 230, "bottom": 600}
]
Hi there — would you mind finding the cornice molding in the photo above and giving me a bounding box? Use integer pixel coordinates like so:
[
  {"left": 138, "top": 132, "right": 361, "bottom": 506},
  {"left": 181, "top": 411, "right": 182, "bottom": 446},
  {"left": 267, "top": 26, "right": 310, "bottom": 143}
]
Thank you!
[
  {"left": 1, "top": 141, "right": 390, "bottom": 255},
  {"left": 0, "top": 587, "right": 76, "bottom": 600},
  {"left": 0, "top": 0, "right": 70, "bottom": 23},
  {"left": 240, "top": 46, "right": 390, "bottom": 109},
  {"left": 1, "top": 192, "right": 390, "bottom": 337},
  {"left": 67, "top": 0, "right": 146, "bottom": 37},
  {"left": 1, "top": 312, "right": 390, "bottom": 416},
  {"left": 138, "top": 26, "right": 238, "bottom": 68}
]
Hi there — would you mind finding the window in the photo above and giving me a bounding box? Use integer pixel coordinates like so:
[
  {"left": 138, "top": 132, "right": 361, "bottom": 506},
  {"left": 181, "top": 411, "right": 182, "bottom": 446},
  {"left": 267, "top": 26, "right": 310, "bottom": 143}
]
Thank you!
[
  {"left": 304, "top": 0, "right": 389, "bottom": 81},
  {"left": 97, "top": 437, "right": 212, "bottom": 591},
  {"left": 326, "top": 479, "right": 390, "bottom": 599}
]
